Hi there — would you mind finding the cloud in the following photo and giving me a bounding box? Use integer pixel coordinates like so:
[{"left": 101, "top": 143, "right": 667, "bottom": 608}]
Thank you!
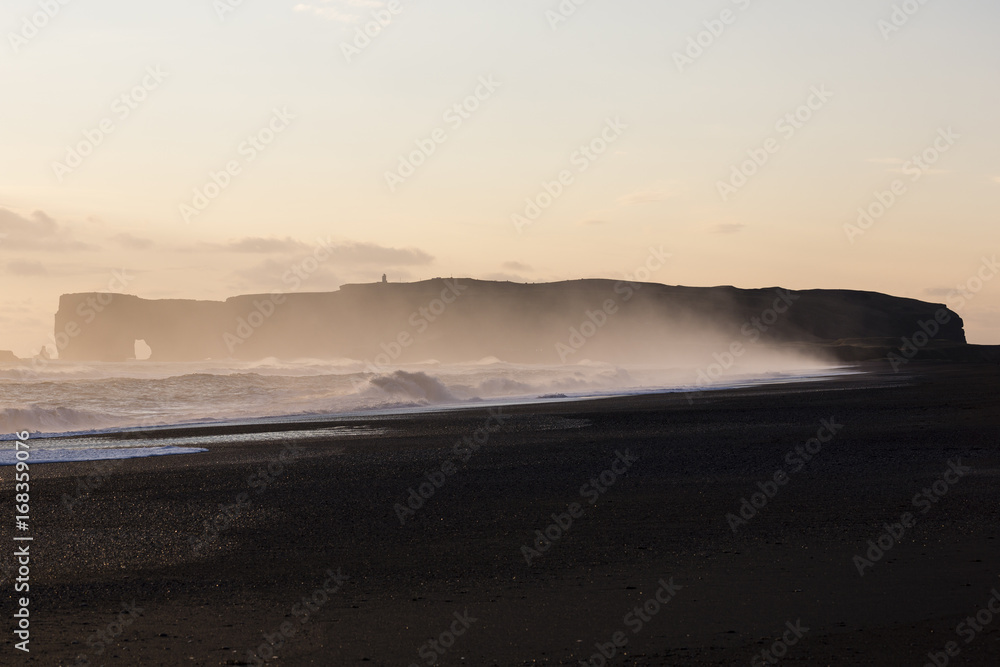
[
  {"left": 294, "top": 0, "right": 382, "bottom": 22},
  {"left": 208, "top": 237, "right": 309, "bottom": 254},
  {"left": 230, "top": 261, "right": 421, "bottom": 293},
  {"left": 0, "top": 209, "right": 56, "bottom": 235},
  {"left": 712, "top": 223, "right": 746, "bottom": 234},
  {"left": 6, "top": 260, "right": 47, "bottom": 276},
  {"left": 112, "top": 233, "right": 154, "bottom": 250},
  {"left": 502, "top": 261, "right": 531, "bottom": 271},
  {"left": 322, "top": 241, "right": 433, "bottom": 266},
  {"left": 923, "top": 287, "right": 955, "bottom": 298},
  {"left": 0, "top": 209, "right": 96, "bottom": 251},
  {"left": 204, "top": 237, "right": 434, "bottom": 266},
  {"left": 230, "top": 258, "right": 342, "bottom": 291}
]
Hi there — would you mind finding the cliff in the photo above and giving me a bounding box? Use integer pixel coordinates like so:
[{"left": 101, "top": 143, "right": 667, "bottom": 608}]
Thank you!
[{"left": 52, "top": 279, "right": 967, "bottom": 363}]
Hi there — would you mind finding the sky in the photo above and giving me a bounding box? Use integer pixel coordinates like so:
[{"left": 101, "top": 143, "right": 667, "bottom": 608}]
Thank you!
[{"left": 1, "top": 0, "right": 999, "bottom": 357}]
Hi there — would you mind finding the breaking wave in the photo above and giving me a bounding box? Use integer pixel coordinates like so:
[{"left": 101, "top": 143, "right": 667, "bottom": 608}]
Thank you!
[
  {"left": 0, "top": 357, "right": 849, "bottom": 438},
  {"left": 0, "top": 406, "right": 122, "bottom": 435},
  {"left": 365, "top": 371, "right": 458, "bottom": 404}
]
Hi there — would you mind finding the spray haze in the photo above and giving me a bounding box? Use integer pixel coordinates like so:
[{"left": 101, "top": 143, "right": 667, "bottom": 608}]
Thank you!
[{"left": 0, "top": 278, "right": 964, "bottom": 435}]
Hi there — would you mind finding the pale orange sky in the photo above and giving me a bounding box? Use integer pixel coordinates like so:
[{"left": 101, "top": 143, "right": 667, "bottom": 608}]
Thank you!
[{"left": 2, "top": 0, "right": 999, "bottom": 357}]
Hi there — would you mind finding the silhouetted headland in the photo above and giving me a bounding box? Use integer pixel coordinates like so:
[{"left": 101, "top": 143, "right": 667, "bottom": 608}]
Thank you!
[{"left": 52, "top": 279, "right": 981, "bottom": 363}]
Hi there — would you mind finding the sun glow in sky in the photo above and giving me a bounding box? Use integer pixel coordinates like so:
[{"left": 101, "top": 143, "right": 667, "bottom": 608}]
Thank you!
[{"left": 2, "top": 0, "right": 999, "bottom": 356}]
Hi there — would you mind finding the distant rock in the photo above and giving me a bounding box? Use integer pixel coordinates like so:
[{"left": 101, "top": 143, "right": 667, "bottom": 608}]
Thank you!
[
  {"left": 52, "top": 279, "right": 967, "bottom": 363},
  {"left": 0, "top": 350, "right": 19, "bottom": 363}
]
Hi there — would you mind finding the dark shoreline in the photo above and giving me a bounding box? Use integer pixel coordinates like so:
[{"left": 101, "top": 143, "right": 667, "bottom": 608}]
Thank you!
[
  {"left": 10, "top": 365, "right": 861, "bottom": 446},
  {"left": 6, "top": 361, "right": 1000, "bottom": 665}
]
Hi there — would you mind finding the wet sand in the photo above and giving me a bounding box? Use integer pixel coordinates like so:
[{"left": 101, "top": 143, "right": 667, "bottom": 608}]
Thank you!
[{"left": 7, "top": 361, "right": 1000, "bottom": 666}]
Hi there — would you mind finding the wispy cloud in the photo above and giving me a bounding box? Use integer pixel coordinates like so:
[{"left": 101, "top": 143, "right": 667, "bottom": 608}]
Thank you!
[
  {"left": 230, "top": 258, "right": 341, "bottom": 291},
  {"left": 6, "top": 260, "right": 48, "bottom": 276},
  {"left": 502, "top": 261, "right": 531, "bottom": 271},
  {"left": 712, "top": 223, "right": 746, "bottom": 235},
  {"left": 112, "top": 233, "right": 154, "bottom": 250},
  {"left": 0, "top": 209, "right": 97, "bottom": 251},
  {"left": 205, "top": 237, "right": 308, "bottom": 254},
  {"left": 310, "top": 241, "right": 433, "bottom": 266},
  {"left": 199, "top": 237, "right": 434, "bottom": 266}
]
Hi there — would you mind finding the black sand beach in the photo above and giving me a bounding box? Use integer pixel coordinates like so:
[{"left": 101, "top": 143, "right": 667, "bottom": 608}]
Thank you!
[{"left": 7, "top": 362, "right": 1000, "bottom": 666}]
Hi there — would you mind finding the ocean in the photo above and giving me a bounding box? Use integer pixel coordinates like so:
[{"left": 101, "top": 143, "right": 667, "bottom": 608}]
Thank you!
[{"left": 0, "top": 357, "right": 850, "bottom": 462}]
